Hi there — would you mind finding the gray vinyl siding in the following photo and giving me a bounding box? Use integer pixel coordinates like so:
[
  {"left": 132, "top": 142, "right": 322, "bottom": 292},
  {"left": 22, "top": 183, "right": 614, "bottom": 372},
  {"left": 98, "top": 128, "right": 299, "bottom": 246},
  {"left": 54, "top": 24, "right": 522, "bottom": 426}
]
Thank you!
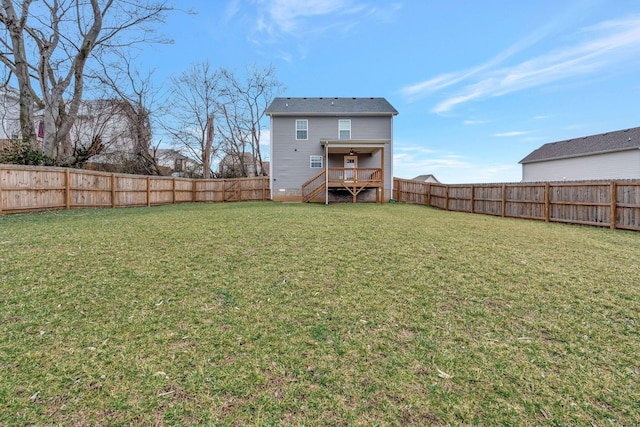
[
  {"left": 522, "top": 150, "right": 640, "bottom": 181},
  {"left": 270, "top": 117, "right": 325, "bottom": 197},
  {"left": 270, "top": 115, "right": 393, "bottom": 199}
]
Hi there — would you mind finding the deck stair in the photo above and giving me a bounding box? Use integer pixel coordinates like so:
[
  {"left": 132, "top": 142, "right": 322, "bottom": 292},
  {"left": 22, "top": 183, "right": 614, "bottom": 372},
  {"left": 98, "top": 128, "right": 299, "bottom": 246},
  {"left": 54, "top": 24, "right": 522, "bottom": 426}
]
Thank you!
[{"left": 302, "top": 171, "right": 326, "bottom": 202}]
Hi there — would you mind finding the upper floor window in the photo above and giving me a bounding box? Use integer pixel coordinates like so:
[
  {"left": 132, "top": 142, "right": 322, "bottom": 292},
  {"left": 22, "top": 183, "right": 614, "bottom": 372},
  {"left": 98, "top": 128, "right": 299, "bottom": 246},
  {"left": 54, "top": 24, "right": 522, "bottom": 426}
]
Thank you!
[
  {"left": 339, "top": 119, "right": 351, "bottom": 140},
  {"left": 296, "top": 119, "right": 308, "bottom": 140}
]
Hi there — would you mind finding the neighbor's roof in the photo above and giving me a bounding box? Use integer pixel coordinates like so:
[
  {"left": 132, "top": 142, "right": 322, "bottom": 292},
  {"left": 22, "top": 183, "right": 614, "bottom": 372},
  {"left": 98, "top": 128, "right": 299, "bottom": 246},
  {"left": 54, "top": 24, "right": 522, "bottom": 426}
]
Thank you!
[
  {"left": 520, "top": 127, "right": 640, "bottom": 164},
  {"left": 265, "top": 97, "right": 398, "bottom": 116},
  {"left": 219, "top": 152, "right": 256, "bottom": 165},
  {"left": 156, "top": 148, "right": 189, "bottom": 160},
  {"left": 412, "top": 174, "right": 440, "bottom": 183}
]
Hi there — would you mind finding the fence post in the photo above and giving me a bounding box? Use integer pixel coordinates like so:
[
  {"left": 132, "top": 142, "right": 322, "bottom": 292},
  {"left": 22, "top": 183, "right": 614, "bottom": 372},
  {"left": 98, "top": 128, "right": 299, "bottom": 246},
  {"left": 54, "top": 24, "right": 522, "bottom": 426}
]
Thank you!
[
  {"left": 545, "top": 183, "right": 550, "bottom": 222},
  {"left": 65, "top": 169, "right": 71, "bottom": 210},
  {"left": 111, "top": 173, "right": 116, "bottom": 208},
  {"left": 470, "top": 185, "right": 475, "bottom": 213},
  {"left": 501, "top": 184, "right": 507, "bottom": 217},
  {"left": 426, "top": 183, "right": 431, "bottom": 206},
  {"left": 445, "top": 185, "right": 450, "bottom": 211},
  {"left": 0, "top": 170, "right": 3, "bottom": 214},
  {"left": 610, "top": 182, "right": 617, "bottom": 230},
  {"left": 192, "top": 179, "right": 197, "bottom": 202},
  {"left": 172, "top": 178, "right": 176, "bottom": 204},
  {"left": 146, "top": 176, "right": 151, "bottom": 207}
]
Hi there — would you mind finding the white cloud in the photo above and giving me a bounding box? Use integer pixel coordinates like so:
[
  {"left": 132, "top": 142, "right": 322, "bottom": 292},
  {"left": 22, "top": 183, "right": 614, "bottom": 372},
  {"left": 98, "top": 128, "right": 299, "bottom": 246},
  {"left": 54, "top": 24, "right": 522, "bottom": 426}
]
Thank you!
[
  {"left": 224, "top": 0, "right": 242, "bottom": 22},
  {"left": 248, "top": 0, "right": 400, "bottom": 44},
  {"left": 259, "top": 129, "right": 271, "bottom": 161},
  {"left": 265, "top": 0, "right": 351, "bottom": 33},
  {"left": 249, "top": 0, "right": 366, "bottom": 40},
  {"left": 401, "top": 14, "right": 640, "bottom": 114},
  {"left": 400, "top": 71, "right": 471, "bottom": 99},
  {"left": 400, "top": 11, "right": 565, "bottom": 102},
  {"left": 492, "top": 131, "right": 529, "bottom": 137},
  {"left": 393, "top": 141, "right": 521, "bottom": 183},
  {"left": 393, "top": 152, "right": 521, "bottom": 183}
]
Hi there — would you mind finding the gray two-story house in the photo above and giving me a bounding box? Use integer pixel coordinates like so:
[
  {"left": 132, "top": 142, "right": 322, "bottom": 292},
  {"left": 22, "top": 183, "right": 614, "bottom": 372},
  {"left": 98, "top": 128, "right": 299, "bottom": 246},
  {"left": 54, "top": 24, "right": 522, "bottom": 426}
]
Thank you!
[{"left": 265, "top": 97, "right": 398, "bottom": 203}]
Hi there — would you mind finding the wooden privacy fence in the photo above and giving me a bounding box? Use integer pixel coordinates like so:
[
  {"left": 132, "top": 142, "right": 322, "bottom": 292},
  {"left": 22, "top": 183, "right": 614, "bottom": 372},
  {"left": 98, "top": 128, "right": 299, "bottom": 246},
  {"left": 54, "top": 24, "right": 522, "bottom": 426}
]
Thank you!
[
  {"left": 0, "top": 165, "right": 270, "bottom": 214},
  {"left": 393, "top": 178, "right": 640, "bottom": 232}
]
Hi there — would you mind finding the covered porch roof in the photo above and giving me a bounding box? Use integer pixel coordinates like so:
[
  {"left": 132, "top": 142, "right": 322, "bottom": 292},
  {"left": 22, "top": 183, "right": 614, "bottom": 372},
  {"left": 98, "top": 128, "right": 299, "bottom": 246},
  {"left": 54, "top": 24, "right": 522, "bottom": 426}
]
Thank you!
[{"left": 320, "top": 139, "right": 389, "bottom": 154}]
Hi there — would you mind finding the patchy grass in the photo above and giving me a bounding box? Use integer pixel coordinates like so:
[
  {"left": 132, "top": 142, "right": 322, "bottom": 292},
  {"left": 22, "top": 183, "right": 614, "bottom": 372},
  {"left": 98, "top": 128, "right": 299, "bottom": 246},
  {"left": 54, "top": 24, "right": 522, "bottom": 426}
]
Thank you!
[{"left": 1, "top": 202, "right": 639, "bottom": 425}]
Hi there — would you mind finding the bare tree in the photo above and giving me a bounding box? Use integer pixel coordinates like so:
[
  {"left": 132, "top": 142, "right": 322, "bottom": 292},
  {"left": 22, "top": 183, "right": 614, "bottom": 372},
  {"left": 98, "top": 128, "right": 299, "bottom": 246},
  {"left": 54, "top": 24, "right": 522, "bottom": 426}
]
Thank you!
[
  {"left": 0, "top": 0, "right": 171, "bottom": 162},
  {"left": 91, "top": 52, "right": 163, "bottom": 174},
  {"left": 164, "top": 61, "right": 220, "bottom": 179},
  {"left": 218, "top": 64, "right": 284, "bottom": 176}
]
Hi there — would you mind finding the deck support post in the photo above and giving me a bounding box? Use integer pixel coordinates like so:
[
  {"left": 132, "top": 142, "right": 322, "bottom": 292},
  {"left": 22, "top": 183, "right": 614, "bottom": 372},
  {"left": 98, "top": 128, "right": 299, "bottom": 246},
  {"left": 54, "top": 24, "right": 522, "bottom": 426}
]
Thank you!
[
  {"left": 325, "top": 144, "right": 329, "bottom": 204},
  {"left": 380, "top": 146, "right": 385, "bottom": 203}
]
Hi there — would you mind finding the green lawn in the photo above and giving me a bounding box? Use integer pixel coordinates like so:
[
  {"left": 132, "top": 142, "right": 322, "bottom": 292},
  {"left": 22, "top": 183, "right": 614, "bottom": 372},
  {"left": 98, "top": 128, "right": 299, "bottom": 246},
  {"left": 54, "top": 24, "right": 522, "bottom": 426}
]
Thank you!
[{"left": 1, "top": 202, "right": 639, "bottom": 425}]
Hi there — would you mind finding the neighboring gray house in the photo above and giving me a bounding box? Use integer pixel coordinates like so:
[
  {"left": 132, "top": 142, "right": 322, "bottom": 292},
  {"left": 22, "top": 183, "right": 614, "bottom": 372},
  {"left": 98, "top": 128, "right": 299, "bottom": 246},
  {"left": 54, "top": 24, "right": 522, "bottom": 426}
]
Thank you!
[
  {"left": 156, "top": 149, "right": 200, "bottom": 177},
  {"left": 218, "top": 152, "right": 267, "bottom": 178},
  {"left": 520, "top": 127, "right": 640, "bottom": 182},
  {"left": 265, "top": 97, "right": 398, "bottom": 203}
]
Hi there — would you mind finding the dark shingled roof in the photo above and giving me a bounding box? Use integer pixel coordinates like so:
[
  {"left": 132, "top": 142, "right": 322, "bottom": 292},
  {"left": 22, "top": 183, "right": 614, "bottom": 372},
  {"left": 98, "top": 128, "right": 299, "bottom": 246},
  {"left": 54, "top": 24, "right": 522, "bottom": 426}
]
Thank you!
[
  {"left": 520, "top": 127, "right": 640, "bottom": 164},
  {"left": 265, "top": 97, "right": 398, "bottom": 116}
]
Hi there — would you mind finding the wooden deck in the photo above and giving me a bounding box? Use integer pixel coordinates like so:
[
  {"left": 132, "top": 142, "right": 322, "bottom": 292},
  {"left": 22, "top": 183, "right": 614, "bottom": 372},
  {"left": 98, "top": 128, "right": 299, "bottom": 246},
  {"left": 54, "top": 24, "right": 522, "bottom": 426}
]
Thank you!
[{"left": 302, "top": 168, "right": 383, "bottom": 203}]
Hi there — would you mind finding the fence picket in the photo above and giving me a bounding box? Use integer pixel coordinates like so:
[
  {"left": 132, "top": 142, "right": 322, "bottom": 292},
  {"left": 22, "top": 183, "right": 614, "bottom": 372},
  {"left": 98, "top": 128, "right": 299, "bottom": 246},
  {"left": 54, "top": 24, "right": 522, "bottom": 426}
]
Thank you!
[
  {"left": 0, "top": 165, "right": 270, "bottom": 214},
  {"left": 394, "top": 178, "right": 640, "bottom": 231}
]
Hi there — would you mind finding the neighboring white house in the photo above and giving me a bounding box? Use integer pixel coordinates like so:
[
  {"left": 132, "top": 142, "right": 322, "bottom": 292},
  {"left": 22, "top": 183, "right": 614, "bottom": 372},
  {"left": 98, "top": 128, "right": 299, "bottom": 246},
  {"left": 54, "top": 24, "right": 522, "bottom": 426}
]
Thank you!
[
  {"left": 0, "top": 86, "right": 44, "bottom": 149},
  {"left": 520, "top": 127, "right": 640, "bottom": 181},
  {"left": 68, "top": 99, "right": 144, "bottom": 166},
  {"left": 1, "top": 86, "right": 142, "bottom": 167},
  {"left": 0, "top": 86, "right": 21, "bottom": 143}
]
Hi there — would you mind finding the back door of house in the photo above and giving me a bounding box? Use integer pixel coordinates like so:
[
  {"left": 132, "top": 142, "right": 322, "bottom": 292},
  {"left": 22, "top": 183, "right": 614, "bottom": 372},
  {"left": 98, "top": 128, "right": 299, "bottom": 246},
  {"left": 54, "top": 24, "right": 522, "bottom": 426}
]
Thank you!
[{"left": 344, "top": 155, "right": 357, "bottom": 181}]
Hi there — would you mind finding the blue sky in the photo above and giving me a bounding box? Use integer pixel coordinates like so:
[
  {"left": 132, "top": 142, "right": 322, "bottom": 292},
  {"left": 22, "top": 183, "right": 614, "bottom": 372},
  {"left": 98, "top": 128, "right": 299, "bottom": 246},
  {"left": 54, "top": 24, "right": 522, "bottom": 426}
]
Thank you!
[{"left": 142, "top": 0, "right": 640, "bottom": 183}]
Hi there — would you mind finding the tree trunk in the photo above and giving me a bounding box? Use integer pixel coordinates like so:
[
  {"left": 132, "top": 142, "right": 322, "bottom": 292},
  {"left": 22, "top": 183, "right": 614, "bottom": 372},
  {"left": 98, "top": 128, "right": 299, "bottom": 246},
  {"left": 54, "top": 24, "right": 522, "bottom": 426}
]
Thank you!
[
  {"left": 202, "top": 114, "right": 214, "bottom": 179},
  {"left": 1, "top": 0, "right": 38, "bottom": 149}
]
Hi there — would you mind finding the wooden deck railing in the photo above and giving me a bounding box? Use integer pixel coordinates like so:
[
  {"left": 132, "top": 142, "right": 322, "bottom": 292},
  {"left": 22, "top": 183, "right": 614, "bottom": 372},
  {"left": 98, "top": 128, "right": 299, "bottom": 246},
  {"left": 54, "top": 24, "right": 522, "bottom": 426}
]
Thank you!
[
  {"left": 327, "top": 168, "right": 382, "bottom": 183},
  {"left": 301, "top": 168, "right": 383, "bottom": 203}
]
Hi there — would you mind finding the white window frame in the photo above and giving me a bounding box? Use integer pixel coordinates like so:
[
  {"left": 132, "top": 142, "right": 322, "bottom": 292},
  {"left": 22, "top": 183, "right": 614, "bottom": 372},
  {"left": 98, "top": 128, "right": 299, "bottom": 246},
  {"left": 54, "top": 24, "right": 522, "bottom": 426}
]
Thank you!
[
  {"left": 296, "top": 119, "right": 308, "bottom": 140},
  {"left": 339, "top": 119, "right": 351, "bottom": 140},
  {"left": 310, "top": 155, "right": 323, "bottom": 168}
]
